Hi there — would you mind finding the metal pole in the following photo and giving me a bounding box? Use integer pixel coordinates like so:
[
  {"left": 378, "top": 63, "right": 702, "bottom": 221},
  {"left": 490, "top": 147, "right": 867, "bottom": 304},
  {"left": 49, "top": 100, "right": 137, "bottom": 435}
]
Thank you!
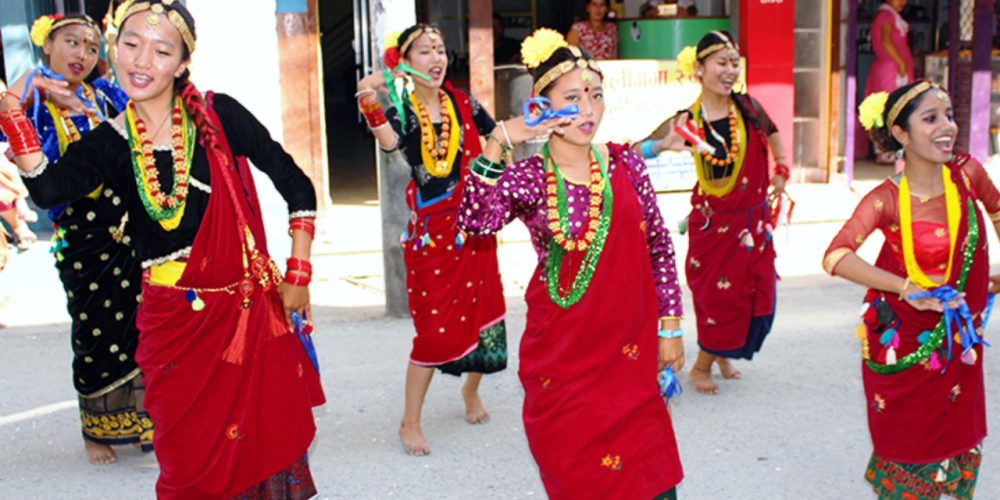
[{"left": 948, "top": 0, "right": 959, "bottom": 93}]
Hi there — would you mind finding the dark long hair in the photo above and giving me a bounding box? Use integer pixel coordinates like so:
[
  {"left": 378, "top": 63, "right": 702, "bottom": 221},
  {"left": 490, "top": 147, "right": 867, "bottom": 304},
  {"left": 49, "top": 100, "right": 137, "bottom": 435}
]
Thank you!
[{"left": 869, "top": 80, "right": 939, "bottom": 152}]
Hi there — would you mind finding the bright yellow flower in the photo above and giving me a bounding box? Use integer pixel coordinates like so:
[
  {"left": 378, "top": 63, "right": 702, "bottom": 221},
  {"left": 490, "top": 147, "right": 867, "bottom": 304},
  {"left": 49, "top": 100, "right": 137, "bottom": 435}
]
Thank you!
[
  {"left": 30, "top": 16, "right": 55, "bottom": 47},
  {"left": 521, "top": 28, "right": 568, "bottom": 69},
  {"left": 677, "top": 45, "right": 697, "bottom": 78},
  {"left": 859, "top": 91, "right": 889, "bottom": 131},
  {"left": 385, "top": 31, "right": 402, "bottom": 50}
]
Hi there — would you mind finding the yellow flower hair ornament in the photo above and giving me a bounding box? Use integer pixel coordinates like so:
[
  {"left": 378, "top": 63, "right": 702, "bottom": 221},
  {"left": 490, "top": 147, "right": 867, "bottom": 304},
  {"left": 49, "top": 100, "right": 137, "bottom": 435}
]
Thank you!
[
  {"left": 859, "top": 91, "right": 889, "bottom": 131},
  {"left": 30, "top": 15, "right": 58, "bottom": 47},
  {"left": 677, "top": 45, "right": 697, "bottom": 78},
  {"left": 521, "top": 28, "right": 568, "bottom": 69}
]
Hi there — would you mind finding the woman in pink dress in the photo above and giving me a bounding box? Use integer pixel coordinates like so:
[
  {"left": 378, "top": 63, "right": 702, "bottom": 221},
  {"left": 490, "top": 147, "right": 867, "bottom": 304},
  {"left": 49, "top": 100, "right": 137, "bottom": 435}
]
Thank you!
[
  {"left": 567, "top": 0, "right": 618, "bottom": 60},
  {"left": 860, "top": 0, "right": 914, "bottom": 162}
]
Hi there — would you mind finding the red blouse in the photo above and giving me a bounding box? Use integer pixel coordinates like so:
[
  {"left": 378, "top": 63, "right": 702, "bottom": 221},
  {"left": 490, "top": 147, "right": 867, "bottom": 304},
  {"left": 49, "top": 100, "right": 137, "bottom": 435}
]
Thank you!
[{"left": 824, "top": 158, "right": 1000, "bottom": 276}]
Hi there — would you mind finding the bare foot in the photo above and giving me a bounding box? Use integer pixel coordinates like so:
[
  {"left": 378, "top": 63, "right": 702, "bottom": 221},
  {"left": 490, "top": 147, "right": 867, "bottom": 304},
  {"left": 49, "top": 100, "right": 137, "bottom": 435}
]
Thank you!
[
  {"left": 716, "top": 358, "right": 742, "bottom": 380},
  {"left": 399, "top": 420, "right": 430, "bottom": 456},
  {"left": 461, "top": 385, "right": 490, "bottom": 425},
  {"left": 689, "top": 367, "right": 719, "bottom": 395},
  {"left": 84, "top": 439, "right": 117, "bottom": 465}
]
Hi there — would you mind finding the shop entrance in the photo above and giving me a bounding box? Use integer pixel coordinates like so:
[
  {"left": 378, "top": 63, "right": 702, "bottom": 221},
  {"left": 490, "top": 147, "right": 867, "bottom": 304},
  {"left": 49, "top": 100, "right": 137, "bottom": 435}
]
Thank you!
[{"left": 320, "top": 0, "right": 378, "bottom": 205}]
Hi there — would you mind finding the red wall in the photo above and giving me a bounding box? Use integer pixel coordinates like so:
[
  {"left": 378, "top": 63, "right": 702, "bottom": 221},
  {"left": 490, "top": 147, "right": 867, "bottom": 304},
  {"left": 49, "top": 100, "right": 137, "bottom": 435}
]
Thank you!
[{"left": 739, "top": 0, "right": 795, "bottom": 168}]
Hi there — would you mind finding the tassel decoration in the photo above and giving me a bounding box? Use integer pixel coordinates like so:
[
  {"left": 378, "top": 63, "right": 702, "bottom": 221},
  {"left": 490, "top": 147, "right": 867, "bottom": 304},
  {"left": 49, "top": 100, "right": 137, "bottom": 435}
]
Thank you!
[
  {"left": 738, "top": 229, "right": 755, "bottom": 251},
  {"left": 223, "top": 306, "right": 250, "bottom": 365},
  {"left": 961, "top": 348, "right": 978, "bottom": 365},
  {"left": 929, "top": 352, "right": 943, "bottom": 370},
  {"left": 886, "top": 346, "right": 897, "bottom": 365}
]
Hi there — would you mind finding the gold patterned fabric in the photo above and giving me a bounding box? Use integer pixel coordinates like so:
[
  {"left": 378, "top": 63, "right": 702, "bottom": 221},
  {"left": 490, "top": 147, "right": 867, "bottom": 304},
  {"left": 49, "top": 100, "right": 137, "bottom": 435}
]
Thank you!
[{"left": 79, "top": 372, "right": 154, "bottom": 449}]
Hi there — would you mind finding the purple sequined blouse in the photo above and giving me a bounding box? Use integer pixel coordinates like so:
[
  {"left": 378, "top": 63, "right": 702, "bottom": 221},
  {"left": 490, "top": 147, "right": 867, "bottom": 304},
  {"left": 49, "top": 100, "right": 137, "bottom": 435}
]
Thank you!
[{"left": 458, "top": 144, "right": 683, "bottom": 318}]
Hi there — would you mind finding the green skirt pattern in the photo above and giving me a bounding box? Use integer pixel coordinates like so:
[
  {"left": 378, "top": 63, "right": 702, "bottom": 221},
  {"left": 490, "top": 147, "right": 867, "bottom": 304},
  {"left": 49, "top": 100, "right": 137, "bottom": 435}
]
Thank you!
[
  {"left": 866, "top": 446, "right": 982, "bottom": 500},
  {"left": 438, "top": 321, "right": 508, "bottom": 376}
]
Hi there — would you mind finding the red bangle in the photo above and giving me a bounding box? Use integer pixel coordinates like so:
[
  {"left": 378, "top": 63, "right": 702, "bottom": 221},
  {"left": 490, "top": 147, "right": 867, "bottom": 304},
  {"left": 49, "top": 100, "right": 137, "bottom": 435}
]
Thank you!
[
  {"left": 289, "top": 217, "right": 316, "bottom": 238},
  {"left": 286, "top": 257, "right": 313, "bottom": 276},
  {"left": 358, "top": 96, "right": 387, "bottom": 129},
  {"left": 0, "top": 107, "right": 41, "bottom": 157},
  {"left": 283, "top": 272, "right": 312, "bottom": 287},
  {"left": 774, "top": 163, "right": 791, "bottom": 181},
  {"left": 284, "top": 256, "right": 312, "bottom": 287}
]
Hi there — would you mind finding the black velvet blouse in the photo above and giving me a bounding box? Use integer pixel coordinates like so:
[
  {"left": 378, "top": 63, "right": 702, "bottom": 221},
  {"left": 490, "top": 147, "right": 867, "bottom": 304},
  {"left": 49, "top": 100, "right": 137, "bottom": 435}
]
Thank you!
[
  {"left": 385, "top": 88, "right": 495, "bottom": 200},
  {"left": 21, "top": 93, "right": 316, "bottom": 266}
]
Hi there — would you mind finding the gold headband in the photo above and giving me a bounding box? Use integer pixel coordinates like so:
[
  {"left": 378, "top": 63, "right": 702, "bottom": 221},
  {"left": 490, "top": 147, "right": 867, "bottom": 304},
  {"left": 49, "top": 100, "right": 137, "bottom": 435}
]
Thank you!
[
  {"left": 30, "top": 16, "right": 100, "bottom": 47},
  {"left": 532, "top": 46, "right": 603, "bottom": 95},
  {"left": 115, "top": 0, "right": 196, "bottom": 55},
  {"left": 399, "top": 26, "right": 442, "bottom": 56},
  {"left": 697, "top": 31, "right": 738, "bottom": 59},
  {"left": 887, "top": 81, "right": 934, "bottom": 127}
]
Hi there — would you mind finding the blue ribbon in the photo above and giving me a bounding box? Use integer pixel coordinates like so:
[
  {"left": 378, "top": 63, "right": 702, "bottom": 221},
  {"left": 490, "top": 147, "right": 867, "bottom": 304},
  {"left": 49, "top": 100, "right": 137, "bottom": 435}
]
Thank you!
[
  {"left": 907, "top": 286, "right": 990, "bottom": 361},
  {"left": 21, "top": 65, "right": 107, "bottom": 124},
  {"left": 523, "top": 97, "right": 579, "bottom": 127},
  {"left": 983, "top": 293, "right": 996, "bottom": 330},
  {"left": 292, "top": 311, "right": 320, "bottom": 375},
  {"left": 658, "top": 367, "right": 682, "bottom": 407}
]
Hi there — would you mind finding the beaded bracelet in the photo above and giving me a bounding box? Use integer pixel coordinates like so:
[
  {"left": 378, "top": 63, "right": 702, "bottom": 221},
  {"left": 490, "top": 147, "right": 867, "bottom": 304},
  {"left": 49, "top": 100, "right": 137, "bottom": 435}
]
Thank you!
[
  {"left": 640, "top": 139, "right": 659, "bottom": 159},
  {"left": 657, "top": 329, "right": 684, "bottom": 339}
]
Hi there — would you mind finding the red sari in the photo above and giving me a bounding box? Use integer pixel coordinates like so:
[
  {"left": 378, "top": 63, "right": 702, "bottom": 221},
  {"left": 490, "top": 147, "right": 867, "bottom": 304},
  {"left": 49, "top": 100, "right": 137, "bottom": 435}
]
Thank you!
[
  {"left": 135, "top": 96, "right": 325, "bottom": 498},
  {"left": 825, "top": 155, "right": 994, "bottom": 464},
  {"left": 685, "top": 96, "right": 777, "bottom": 357},
  {"left": 520, "top": 145, "right": 683, "bottom": 499},
  {"left": 403, "top": 89, "right": 505, "bottom": 366}
]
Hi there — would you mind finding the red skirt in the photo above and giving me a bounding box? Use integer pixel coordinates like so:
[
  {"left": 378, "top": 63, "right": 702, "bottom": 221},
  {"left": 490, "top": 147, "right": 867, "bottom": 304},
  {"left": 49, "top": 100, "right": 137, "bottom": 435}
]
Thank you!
[
  {"left": 137, "top": 276, "right": 324, "bottom": 499},
  {"left": 520, "top": 152, "right": 683, "bottom": 499},
  {"left": 403, "top": 181, "right": 505, "bottom": 366}
]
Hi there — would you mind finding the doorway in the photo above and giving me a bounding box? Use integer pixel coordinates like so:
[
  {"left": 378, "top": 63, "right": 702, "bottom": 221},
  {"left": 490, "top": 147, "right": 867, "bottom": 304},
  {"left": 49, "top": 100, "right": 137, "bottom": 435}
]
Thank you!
[{"left": 320, "top": 0, "right": 378, "bottom": 205}]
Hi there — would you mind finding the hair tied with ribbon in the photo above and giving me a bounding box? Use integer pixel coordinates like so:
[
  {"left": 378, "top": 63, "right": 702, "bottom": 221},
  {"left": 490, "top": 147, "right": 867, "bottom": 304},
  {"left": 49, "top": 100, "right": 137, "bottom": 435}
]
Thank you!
[{"left": 523, "top": 97, "right": 579, "bottom": 127}]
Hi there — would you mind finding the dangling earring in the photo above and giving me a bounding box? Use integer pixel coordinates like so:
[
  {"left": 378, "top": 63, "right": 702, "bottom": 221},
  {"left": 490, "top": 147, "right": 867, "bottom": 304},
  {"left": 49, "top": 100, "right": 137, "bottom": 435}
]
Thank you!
[{"left": 895, "top": 148, "right": 904, "bottom": 159}]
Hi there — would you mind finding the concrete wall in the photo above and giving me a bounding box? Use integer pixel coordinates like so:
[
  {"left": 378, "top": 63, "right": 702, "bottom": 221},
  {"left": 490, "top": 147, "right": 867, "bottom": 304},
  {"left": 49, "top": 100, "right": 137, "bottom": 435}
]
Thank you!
[{"left": 185, "top": 0, "right": 291, "bottom": 258}]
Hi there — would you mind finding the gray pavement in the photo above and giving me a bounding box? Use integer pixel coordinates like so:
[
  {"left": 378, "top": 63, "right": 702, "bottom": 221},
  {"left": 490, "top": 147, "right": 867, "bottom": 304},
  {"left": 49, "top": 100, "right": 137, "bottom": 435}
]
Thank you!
[
  {"left": 5, "top": 178, "right": 1000, "bottom": 498},
  {"left": 3, "top": 274, "right": 1000, "bottom": 499}
]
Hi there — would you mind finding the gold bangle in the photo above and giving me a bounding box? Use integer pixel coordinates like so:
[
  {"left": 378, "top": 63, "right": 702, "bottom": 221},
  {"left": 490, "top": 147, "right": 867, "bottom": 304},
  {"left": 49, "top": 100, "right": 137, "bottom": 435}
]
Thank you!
[
  {"left": 899, "top": 277, "right": 911, "bottom": 299},
  {"left": 659, "top": 316, "right": 682, "bottom": 322}
]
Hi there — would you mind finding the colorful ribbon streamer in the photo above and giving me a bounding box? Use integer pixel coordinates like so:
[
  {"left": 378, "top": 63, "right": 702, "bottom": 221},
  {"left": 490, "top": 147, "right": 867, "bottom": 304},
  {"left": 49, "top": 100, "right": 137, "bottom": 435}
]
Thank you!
[
  {"left": 658, "top": 367, "right": 682, "bottom": 406},
  {"left": 523, "top": 97, "right": 579, "bottom": 127},
  {"left": 907, "top": 286, "right": 989, "bottom": 364},
  {"left": 21, "top": 66, "right": 107, "bottom": 125},
  {"left": 292, "top": 311, "right": 320, "bottom": 375}
]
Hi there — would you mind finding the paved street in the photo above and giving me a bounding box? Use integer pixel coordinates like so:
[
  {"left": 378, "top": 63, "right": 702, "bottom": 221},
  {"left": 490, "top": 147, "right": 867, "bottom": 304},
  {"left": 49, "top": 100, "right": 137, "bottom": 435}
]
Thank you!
[{"left": 3, "top": 180, "right": 1000, "bottom": 499}]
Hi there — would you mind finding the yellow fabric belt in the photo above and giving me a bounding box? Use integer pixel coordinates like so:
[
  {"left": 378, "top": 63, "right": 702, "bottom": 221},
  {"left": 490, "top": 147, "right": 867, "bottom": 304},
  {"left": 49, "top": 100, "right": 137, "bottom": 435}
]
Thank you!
[{"left": 148, "top": 261, "right": 187, "bottom": 287}]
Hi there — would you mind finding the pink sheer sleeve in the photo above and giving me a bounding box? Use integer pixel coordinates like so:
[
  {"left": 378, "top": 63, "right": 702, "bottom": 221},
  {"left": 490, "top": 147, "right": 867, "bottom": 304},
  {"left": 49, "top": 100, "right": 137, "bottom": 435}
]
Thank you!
[
  {"left": 961, "top": 157, "right": 1000, "bottom": 222},
  {"left": 823, "top": 182, "right": 894, "bottom": 275}
]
